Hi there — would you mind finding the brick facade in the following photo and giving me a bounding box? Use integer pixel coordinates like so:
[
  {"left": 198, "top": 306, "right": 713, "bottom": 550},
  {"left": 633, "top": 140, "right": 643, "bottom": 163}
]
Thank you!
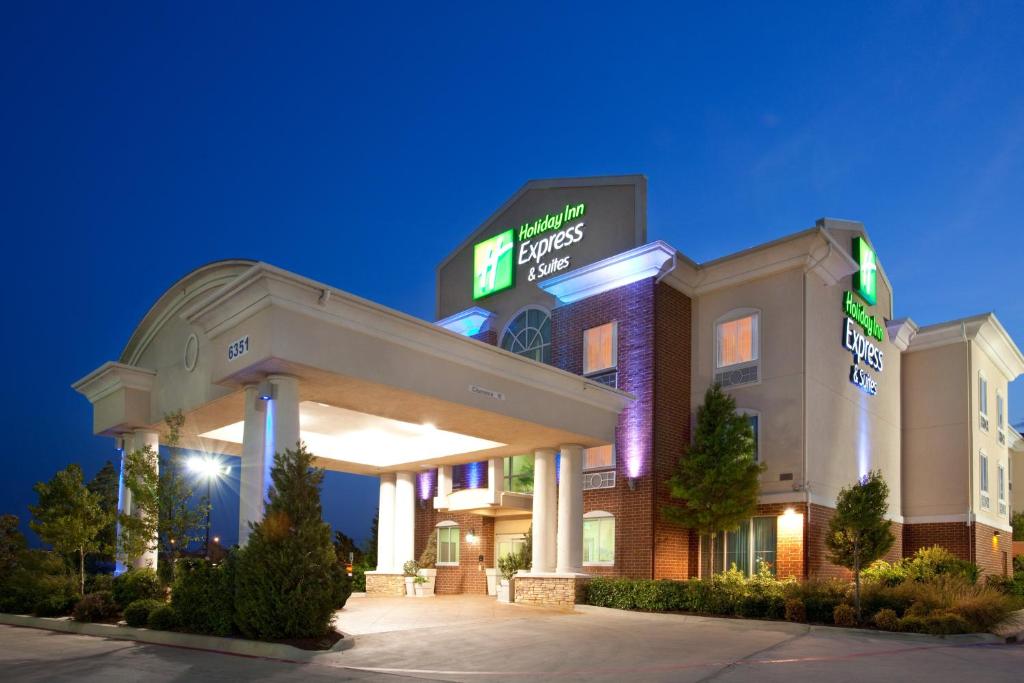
[{"left": 904, "top": 520, "right": 1009, "bottom": 577}]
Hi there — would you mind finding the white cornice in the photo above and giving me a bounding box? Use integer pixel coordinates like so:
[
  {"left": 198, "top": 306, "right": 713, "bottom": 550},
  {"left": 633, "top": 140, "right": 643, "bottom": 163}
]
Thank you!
[
  {"left": 907, "top": 313, "right": 1024, "bottom": 380},
  {"left": 887, "top": 317, "right": 918, "bottom": 352},
  {"left": 435, "top": 307, "right": 495, "bottom": 336},
  {"left": 539, "top": 241, "right": 676, "bottom": 303},
  {"left": 72, "top": 362, "right": 156, "bottom": 404}
]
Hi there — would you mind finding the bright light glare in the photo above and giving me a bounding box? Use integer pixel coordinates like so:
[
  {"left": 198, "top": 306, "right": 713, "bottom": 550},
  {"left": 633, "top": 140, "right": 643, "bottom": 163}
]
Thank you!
[{"left": 188, "top": 457, "right": 230, "bottom": 479}]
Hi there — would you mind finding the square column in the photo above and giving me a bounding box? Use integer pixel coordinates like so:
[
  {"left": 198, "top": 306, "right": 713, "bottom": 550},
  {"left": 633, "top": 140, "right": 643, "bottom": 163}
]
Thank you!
[
  {"left": 531, "top": 448, "right": 557, "bottom": 573},
  {"left": 268, "top": 374, "right": 300, "bottom": 456},
  {"left": 132, "top": 428, "right": 160, "bottom": 571},
  {"left": 434, "top": 465, "right": 453, "bottom": 509},
  {"left": 394, "top": 471, "right": 416, "bottom": 570},
  {"left": 556, "top": 444, "right": 584, "bottom": 574},
  {"left": 487, "top": 457, "right": 504, "bottom": 505},
  {"left": 238, "top": 384, "right": 268, "bottom": 546}
]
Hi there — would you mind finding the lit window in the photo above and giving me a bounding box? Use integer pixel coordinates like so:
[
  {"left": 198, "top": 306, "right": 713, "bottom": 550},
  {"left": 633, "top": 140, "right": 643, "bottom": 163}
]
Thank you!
[
  {"left": 583, "top": 322, "right": 617, "bottom": 375},
  {"left": 998, "top": 464, "right": 1007, "bottom": 516},
  {"left": 701, "top": 517, "right": 777, "bottom": 577},
  {"left": 437, "top": 524, "right": 460, "bottom": 565},
  {"left": 980, "top": 452, "right": 990, "bottom": 510},
  {"left": 501, "top": 308, "right": 551, "bottom": 364},
  {"left": 584, "top": 444, "right": 615, "bottom": 471},
  {"left": 503, "top": 455, "right": 534, "bottom": 493},
  {"left": 716, "top": 313, "right": 759, "bottom": 368},
  {"left": 979, "top": 373, "right": 989, "bottom": 431},
  {"left": 583, "top": 512, "right": 615, "bottom": 565}
]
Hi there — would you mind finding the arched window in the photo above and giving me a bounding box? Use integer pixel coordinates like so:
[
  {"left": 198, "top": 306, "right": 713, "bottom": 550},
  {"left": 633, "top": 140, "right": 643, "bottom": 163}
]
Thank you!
[
  {"left": 582, "top": 511, "right": 615, "bottom": 566},
  {"left": 501, "top": 307, "right": 551, "bottom": 364}
]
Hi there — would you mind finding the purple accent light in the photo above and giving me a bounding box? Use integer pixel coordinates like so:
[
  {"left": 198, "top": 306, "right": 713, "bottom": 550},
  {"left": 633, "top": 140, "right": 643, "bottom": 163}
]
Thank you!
[{"left": 418, "top": 470, "right": 434, "bottom": 500}]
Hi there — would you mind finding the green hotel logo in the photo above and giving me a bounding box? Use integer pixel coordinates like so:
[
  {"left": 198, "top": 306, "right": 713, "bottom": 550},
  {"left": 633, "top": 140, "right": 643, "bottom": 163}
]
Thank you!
[
  {"left": 473, "top": 228, "right": 515, "bottom": 299},
  {"left": 852, "top": 236, "right": 877, "bottom": 306}
]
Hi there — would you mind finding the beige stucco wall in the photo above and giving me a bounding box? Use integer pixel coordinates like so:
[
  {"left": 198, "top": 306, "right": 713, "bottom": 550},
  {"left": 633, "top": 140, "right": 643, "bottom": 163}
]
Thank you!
[{"left": 972, "top": 344, "right": 1012, "bottom": 529}]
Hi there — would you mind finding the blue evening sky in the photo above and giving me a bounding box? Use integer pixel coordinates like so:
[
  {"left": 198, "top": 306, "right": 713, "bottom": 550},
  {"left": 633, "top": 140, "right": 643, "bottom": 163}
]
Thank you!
[{"left": 2, "top": 2, "right": 1022, "bottom": 547}]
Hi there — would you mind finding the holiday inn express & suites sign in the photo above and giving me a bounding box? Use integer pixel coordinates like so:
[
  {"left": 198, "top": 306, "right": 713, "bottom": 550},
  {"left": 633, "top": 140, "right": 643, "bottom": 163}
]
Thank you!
[{"left": 842, "top": 236, "right": 885, "bottom": 396}]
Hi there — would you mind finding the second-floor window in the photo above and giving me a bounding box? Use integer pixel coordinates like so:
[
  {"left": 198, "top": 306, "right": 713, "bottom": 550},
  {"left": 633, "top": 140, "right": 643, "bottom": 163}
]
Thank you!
[
  {"left": 998, "top": 464, "right": 1007, "bottom": 516},
  {"left": 980, "top": 452, "right": 990, "bottom": 510},
  {"left": 979, "top": 373, "right": 989, "bottom": 431},
  {"left": 583, "top": 322, "right": 618, "bottom": 386},
  {"left": 715, "top": 310, "right": 760, "bottom": 388},
  {"left": 997, "top": 392, "right": 1005, "bottom": 444}
]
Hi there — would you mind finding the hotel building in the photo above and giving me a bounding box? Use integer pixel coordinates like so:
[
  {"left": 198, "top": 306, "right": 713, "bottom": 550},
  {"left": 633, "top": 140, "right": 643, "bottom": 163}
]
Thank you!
[{"left": 74, "top": 175, "right": 1024, "bottom": 607}]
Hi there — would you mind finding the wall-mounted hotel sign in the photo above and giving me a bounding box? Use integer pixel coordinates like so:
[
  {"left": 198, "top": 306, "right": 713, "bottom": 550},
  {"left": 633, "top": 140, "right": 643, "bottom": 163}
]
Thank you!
[
  {"left": 473, "top": 202, "right": 588, "bottom": 299},
  {"left": 842, "top": 237, "right": 884, "bottom": 396}
]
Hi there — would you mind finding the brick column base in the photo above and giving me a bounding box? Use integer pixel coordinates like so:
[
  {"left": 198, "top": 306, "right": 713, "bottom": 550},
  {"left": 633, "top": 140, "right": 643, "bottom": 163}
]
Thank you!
[
  {"left": 365, "top": 572, "right": 406, "bottom": 597},
  {"left": 513, "top": 574, "right": 589, "bottom": 609}
]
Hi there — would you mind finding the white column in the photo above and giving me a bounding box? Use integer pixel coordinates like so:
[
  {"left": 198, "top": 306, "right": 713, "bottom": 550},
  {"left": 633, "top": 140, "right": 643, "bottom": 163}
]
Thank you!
[
  {"left": 394, "top": 472, "right": 416, "bottom": 571},
  {"left": 556, "top": 444, "right": 585, "bottom": 574},
  {"left": 268, "top": 374, "right": 300, "bottom": 456},
  {"left": 133, "top": 428, "right": 160, "bottom": 571},
  {"left": 115, "top": 433, "right": 134, "bottom": 575},
  {"left": 376, "top": 473, "right": 396, "bottom": 572},
  {"left": 531, "top": 448, "right": 557, "bottom": 573},
  {"left": 435, "top": 465, "right": 452, "bottom": 508},
  {"left": 238, "top": 385, "right": 269, "bottom": 546},
  {"left": 488, "top": 457, "right": 504, "bottom": 504}
]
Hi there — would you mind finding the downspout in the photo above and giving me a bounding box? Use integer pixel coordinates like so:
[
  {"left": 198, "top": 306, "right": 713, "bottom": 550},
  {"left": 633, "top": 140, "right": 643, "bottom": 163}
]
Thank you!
[{"left": 963, "top": 321, "right": 974, "bottom": 565}]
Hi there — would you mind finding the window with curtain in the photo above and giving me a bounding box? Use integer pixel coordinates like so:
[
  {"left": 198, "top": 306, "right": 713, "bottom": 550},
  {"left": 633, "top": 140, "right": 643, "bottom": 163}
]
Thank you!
[
  {"left": 980, "top": 452, "right": 990, "bottom": 510},
  {"left": 437, "top": 525, "right": 460, "bottom": 565},
  {"left": 501, "top": 308, "right": 551, "bottom": 364},
  {"left": 700, "top": 517, "right": 778, "bottom": 577},
  {"left": 716, "top": 313, "right": 758, "bottom": 368},
  {"left": 583, "top": 322, "right": 617, "bottom": 375},
  {"left": 583, "top": 444, "right": 615, "bottom": 471},
  {"left": 503, "top": 454, "right": 534, "bottom": 493},
  {"left": 583, "top": 513, "right": 615, "bottom": 565}
]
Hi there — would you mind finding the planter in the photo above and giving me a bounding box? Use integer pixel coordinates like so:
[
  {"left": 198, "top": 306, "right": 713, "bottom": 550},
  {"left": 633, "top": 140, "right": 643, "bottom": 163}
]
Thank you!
[
  {"left": 404, "top": 576, "right": 415, "bottom": 597},
  {"left": 497, "top": 578, "right": 514, "bottom": 603},
  {"left": 485, "top": 568, "right": 499, "bottom": 596},
  {"left": 417, "top": 568, "right": 436, "bottom": 596}
]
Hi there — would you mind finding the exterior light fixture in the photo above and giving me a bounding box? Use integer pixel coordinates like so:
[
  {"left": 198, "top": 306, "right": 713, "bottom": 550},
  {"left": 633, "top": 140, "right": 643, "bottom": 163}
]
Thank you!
[
  {"left": 187, "top": 455, "right": 231, "bottom": 559},
  {"left": 213, "top": 536, "right": 220, "bottom": 544},
  {"left": 256, "top": 379, "right": 276, "bottom": 401},
  {"left": 783, "top": 507, "right": 796, "bottom": 516},
  {"left": 627, "top": 476, "right": 637, "bottom": 491},
  {"left": 466, "top": 529, "right": 478, "bottom": 544}
]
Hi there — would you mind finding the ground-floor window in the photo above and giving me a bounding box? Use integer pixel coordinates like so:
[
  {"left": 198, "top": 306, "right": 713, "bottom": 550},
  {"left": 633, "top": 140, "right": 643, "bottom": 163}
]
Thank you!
[
  {"left": 495, "top": 533, "right": 526, "bottom": 561},
  {"left": 583, "top": 511, "right": 615, "bottom": 565},
  {"left": 700, "top": 517, "right": 777, "bottom": 577},
  {"left": 437, "top": 524, "right": 460, "bottom": 565}
]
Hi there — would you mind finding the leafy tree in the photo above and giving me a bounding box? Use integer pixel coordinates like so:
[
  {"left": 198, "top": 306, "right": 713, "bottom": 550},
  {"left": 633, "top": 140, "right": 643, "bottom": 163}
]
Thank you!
[
  {"left": 159, "top": 411, "right": 209, "bottom": 573},
  {"left": 234, "top": 442, "right": 347, "bottom": 640},
  {"left": 663, "top": 384, "right": 764, "bottom": 571},
  {"left": 826, "top": 470, "right": 895, "bottom": 621},
  {"left": 87, "top": 461, "right": 119, "bottom": 571},
  {"left": 1012, "top": 511, "right": 1024, "bottom": 542},
  {"left": 30, "top": 464, "right": 111, "bottom": 594},
  {"left": 0, "top": 514, "right": 26, "bottom": 573},
  {"left": 362, "top": 508, "right": 378, "bottom": 568},
  {"left": 333, "top": 529, "right": 362, "bottom": 566},
  {"left": 120, "top": 446, "right": 159, "bottom": 567}
]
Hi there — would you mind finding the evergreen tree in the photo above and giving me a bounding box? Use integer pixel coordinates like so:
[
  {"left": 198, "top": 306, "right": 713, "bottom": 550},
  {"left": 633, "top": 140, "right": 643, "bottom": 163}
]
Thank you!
[
  {"left": 663, "top": 384, "right": 764, "bottom": 573},
  {"left": 0, "top": 514, "right": 26, "bottom": 573},
  {"left": 333, "top": 530, "right": 362, "bottom": 566},
  {"left": 87, "top": 461, "right": 119, "bottom": 571},
  {"left": 30, "top": 464, "right": 111, "bottom": 594},
  {"left": 234, "top": 442, "right": 347, "bottom": 640},
  {"left": 826, "top": 470, "right": 894, "bottom": 621},
  {"left": 363, "top": 508, "right": 379, "bottom": 568}
]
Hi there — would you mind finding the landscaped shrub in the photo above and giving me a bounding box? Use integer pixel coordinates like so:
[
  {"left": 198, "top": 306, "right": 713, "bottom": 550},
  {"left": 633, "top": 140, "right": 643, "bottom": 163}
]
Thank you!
[
  {"left": 0, "top": 550, "right": 78, "bottom": 615},
  {"left": 33, "top": 593, "right": 78, "bottom": 617},
  {"left": 124, "top": 599, "right": 165, "bottom": 628},
  {"left": 171, "top": 558, "right": 236, "bottom": 636},
  {"left": 898, "top": 614, "right": 926, "bottom": 633},
  {"left": 861, "top": 560, "right": 907, "bottom": 587},
  {"left": 784, "top": 579, "right": 848, "bottom": 623},
  {"left": 833, "top": 603, "right": 857, "bottom": 627},
  {"left": 72, "top": 591, "right": 118, "bottom": 622},
  {"left": 905, "top": 546, "right": 979, "bottom": 584},
  {"left": 947, "top": 585, "right": 1019, "bottom": 632},
  {"left": 85, "top": 573, "right": 114, "bottom": 594},
  {"left": 784, "top": 598, "right": 806, "bottom": 623},
  {"left": 147, "top": 605, "right": 178, "bottom": 630},
  {"left": 924, "top": 611, "right": 971, "bottom": 635},
  {"left": 112, "top": 568, "right": 161, "bottom": 609},
  {"left": 873, "top": 608, "right": 899, "bottom": 631}
]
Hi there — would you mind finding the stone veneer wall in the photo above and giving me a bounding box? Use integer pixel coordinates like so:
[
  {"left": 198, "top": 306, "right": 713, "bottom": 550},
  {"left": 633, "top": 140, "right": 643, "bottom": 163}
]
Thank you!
[
  {"left": 366, "top": 573, "right": 405, "bottom": 597},
  {"left": 514, "top": 575, "right": 589, "bottom": 609}
]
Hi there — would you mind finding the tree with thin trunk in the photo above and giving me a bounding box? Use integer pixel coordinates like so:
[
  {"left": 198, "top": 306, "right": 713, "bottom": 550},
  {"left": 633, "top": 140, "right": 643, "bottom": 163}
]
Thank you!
[
  {"left": 826, "top": 470, "right": 894, "bottom": 622},
  {"left": 87, "top": 461, "right": 119, "bottom": 571},
  {"left": 663, "top": 384, "right": 764, "bottom": 574},
  {"left": 120, "top": 445, "right": 160, "bottom": 567},
  {"left": 30, "top": 464, "right": 110, "bottom": 594}
]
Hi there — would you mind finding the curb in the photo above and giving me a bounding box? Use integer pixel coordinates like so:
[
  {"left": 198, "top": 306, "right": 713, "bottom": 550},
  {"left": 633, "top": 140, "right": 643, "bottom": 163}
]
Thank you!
[{"left": 0, "top": 612, "right": 353, "bottom": 661}]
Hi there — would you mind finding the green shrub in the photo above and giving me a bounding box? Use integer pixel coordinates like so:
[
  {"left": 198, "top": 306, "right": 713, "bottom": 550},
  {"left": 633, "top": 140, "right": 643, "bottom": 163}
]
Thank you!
[
  {"left": 905, "top": 546, "right": 979, "bottom": 584},
  {"left": 948, "top": 585, "right": 1020, "bottom": 632},
  {"left": 0, "top": 550, "right": 78, "bottom": 615},
  {"left": 85, "top": 573, "right": 114, "bottom": 594},
  {"left": 873, "top": 608, "right": 899, "bottom": 631},
  {"left": 1014, "top": 554, "right": 1024, "bottom": 574},
  {"left": 147, "top": 605, "right": 178, "bottom": 630},
  {"left": 112, "top": 569, "right": 161, "bottom": 609},
  {"left": 924, "top": 611, "right": 971, "bottom": 635},
  {"left": 32, "top": 593, "right": 77, "bottom": 617},
  {"left": 785, "top": 579, "right": 848, "bottom": 623},
  {"left": 171, "top": 558, "right": 236, "bottom": 636},
  {"left": 785, "top": 598, "right": 806, "bottom": 623},
  {"left": 986, "top": 574, "right": 1024, "bottom": 598},
  {"left": 862, "top": 560, "right": 907, "bottom": 587},
  {"left": 898, "top": 614, "right": 927, "bottom": 633},
  {"left": 72, "top": 591, "right": 118, "bottom": 622},
  {"left": 833, "top": 603, "right": 857, "bottom": 627},
  {"left": 124, "top": 598, "right": 165, "bottom": 627}
]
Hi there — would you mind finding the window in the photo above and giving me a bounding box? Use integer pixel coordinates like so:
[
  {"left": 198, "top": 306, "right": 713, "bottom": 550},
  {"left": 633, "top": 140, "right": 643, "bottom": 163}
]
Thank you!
[
  {"left": 496, "top": 534, "right": 526, "bottom": 562},
  {"left": 716, "top": 312, "right": 759, "bottom": 368},
  {"left": 503, "top": 455, "right": 534, "bottom": 493},
  {"left": 738, "top": 410, "right": 761, "bottom": 462},
  {"left": 501, "top": 307, "right": 551, "bottom": 364},
  {"left": 584, "top": 444, "right": 615, "bottom": 471},
  {"left": 998, "top": 464, "right": 1007, "bottom": 516},
  {"left": 583, "top": 322, "right": 617, "bottom": 378},
  {"left": 997, "top": 392, "right": 1005, "bottom": 444},
  {"left": 437, "top": 524, "right": 460, "bottom": 565},
  {"left": 583, "top": 511, "right": 615, "bottom": 565},
  {"left": 979, "top": 373, "right": 989, "bottom": 431},
  {"left": 700, "top": 517, "right": 777, "bottom": 577},
  {"left": 980, "top": 452, "right": 990, "bottom": 510}
]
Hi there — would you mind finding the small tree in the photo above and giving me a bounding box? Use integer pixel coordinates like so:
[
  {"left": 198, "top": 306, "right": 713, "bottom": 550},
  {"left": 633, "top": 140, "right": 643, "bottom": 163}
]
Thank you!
[
  {"left": 87, "top": 461, "right": 119, "bottom": 571},
  {"left": 120, "top": 446, "right": 159, "bottom": 567},
  {"left": 30, "top": 464, "right": 111, "bottom": 594},
  {"left": 1011, "top": 511, "right": 1024, "bottom": 542},
  {"left": 0, "top": 514, "right": 26, "bottom": 573},
  {"left": 663, "top": 384, "right": 764, "bottom": 573},
  {"left": 826, "top": 470, "right": 894, "bottom": 621},
  {"left": 159, "top": 411, "right": 209, "bottom": 573},
  {"left": 234, "top": 442, "right": 346, "bottom": 640},
  {"left": 333, "top": 529, "right": 363, "bottom": 566},
  {"left": 362, "top": 508, "right": 379, "bottom": 569}
]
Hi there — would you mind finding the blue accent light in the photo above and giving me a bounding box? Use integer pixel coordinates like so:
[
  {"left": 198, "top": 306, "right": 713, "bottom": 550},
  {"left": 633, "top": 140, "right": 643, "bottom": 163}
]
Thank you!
[
  {"left": 114, "top": 445, "right": 127, "bottom": 576},
  {"left": 857, "top": 391, "right": 871, "bottom": 479},
  {"left": 466, "top": 461, "right": 483, "bottom": 489},
  {"left": 263, "top": 398, "right": 276, "bottom": 501}
]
